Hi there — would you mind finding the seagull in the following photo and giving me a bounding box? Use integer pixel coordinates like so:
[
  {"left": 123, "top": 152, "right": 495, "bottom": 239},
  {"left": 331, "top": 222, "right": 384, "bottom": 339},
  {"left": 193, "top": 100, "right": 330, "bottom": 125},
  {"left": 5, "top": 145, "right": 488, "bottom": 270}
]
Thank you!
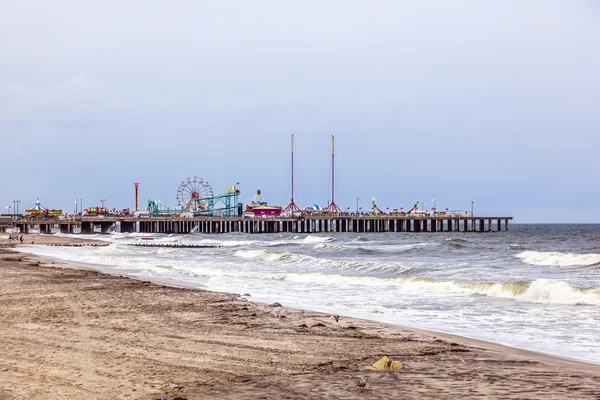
[
  {"left": 357, "top": 377, "right": 367, "bottom": 388},
  {"left": 330, "top": 315, "right": 340, "bottom": 322}
]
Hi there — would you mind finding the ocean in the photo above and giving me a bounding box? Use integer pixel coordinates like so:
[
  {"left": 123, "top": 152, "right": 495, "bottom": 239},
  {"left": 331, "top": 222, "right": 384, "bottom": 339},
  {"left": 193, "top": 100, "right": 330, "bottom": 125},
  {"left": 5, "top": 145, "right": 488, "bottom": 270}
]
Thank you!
[{"left": 16, "top": 224, "right": 600, "bottom": 363}]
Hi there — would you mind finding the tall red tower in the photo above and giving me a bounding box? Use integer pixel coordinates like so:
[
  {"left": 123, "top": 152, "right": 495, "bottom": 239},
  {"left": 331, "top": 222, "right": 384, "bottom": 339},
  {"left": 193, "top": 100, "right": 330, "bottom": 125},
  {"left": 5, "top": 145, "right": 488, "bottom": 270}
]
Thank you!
[
  {"left": 134, "top": 183, "right": 139, "bottom": 211},
  {"left": 325, "top": 135, "right": 342, "bottom": 213},
  {"left": 284, "top": 134, "right": 300, "bottom": 214}
]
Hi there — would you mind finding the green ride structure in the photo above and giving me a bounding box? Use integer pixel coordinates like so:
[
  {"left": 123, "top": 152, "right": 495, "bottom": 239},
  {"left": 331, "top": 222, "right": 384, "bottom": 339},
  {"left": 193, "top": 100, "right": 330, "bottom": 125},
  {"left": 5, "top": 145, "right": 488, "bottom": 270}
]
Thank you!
[{"left": 148, "top": 176, "right": 241, "bottom": 217}]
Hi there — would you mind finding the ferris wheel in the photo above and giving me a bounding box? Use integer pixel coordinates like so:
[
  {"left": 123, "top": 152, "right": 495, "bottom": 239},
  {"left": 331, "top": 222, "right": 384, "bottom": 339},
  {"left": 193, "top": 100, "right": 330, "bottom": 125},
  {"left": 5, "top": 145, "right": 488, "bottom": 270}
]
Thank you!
[{"left": 176, "top": 176, "right": 213, "bottom": 213}]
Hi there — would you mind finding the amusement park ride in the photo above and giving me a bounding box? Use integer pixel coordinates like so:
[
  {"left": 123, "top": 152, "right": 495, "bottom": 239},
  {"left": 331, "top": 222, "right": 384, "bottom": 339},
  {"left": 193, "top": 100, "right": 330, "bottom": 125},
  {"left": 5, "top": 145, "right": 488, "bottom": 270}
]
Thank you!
[
  {"left": 25, "top": 198, "right": 62, "bottom": 221},
  {"left": 148, "top": 177, "right": 241, "bottom": 217}
]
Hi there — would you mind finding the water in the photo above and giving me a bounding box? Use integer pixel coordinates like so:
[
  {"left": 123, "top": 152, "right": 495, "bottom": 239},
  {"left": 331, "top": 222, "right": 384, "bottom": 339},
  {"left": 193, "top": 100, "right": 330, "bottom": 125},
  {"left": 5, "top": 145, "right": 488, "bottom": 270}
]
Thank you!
[{"left": 15, "top": 224, "right": 600, "bottom": 363}]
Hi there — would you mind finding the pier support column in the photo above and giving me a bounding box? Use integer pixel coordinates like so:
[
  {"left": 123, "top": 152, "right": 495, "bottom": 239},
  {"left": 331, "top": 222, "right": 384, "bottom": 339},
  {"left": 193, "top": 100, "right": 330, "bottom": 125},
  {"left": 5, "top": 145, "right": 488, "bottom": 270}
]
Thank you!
[{"left": 81, "top": 222, "right": 92, "bottom": 234}]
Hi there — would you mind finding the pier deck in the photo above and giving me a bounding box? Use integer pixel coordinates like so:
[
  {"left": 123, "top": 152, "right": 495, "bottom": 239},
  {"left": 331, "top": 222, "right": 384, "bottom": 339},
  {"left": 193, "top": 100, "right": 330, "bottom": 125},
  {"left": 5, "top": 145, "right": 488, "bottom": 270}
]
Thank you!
[{"left": 11, "top": 215, "right": 512, "bottom": 234}]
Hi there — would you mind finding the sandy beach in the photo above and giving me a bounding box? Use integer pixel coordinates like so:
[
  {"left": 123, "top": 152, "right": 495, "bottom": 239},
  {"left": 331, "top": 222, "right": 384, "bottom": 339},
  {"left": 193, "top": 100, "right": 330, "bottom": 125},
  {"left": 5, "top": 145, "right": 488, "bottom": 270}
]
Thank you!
[{"left": 1, "top": 234, "right": 600, "bottom": 399}]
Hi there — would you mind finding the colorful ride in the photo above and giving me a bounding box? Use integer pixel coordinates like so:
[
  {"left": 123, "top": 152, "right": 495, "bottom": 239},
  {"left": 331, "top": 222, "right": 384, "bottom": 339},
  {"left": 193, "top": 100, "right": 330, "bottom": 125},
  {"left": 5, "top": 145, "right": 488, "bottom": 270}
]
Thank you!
[
  {"left": 25, "top": 198, "right": 62, "bottom": 220},
  {"left": 149, "top": 177, "right": 241, "bottom": 217},
  {"left": 244, "top": 190, "right": 282, "bottom": 217}
]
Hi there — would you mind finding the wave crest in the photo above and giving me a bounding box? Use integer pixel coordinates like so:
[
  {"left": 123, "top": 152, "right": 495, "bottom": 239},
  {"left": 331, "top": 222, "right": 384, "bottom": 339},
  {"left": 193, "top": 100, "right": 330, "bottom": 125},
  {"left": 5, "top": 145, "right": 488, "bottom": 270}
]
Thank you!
[{"left": 517, "top": 251, "right": 600, "bottom": 267}]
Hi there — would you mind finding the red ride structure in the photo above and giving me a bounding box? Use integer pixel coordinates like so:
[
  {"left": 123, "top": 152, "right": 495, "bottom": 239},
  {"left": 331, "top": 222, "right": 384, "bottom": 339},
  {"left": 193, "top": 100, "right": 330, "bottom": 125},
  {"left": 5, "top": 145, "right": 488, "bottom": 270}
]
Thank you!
[
  {"left": 325, "top": 135, "right": 342, "bottom": 213},
  {"left": 284, "top": 134, "right": 301, "bottom": 214}
]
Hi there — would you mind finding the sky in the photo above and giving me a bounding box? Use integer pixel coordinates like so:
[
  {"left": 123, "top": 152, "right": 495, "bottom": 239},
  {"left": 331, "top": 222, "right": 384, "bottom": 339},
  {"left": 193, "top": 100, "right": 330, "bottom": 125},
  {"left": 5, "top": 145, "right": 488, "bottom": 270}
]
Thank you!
[{"left": 1, "top": 0, "right": 599, "bottom": 222}]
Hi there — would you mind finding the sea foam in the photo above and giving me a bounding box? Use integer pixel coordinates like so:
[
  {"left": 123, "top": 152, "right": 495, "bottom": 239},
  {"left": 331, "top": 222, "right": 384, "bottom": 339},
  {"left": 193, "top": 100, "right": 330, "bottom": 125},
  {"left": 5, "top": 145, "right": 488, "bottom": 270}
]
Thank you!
[{"left": 517, "top": 251, "right": 600, "bottom": 267}]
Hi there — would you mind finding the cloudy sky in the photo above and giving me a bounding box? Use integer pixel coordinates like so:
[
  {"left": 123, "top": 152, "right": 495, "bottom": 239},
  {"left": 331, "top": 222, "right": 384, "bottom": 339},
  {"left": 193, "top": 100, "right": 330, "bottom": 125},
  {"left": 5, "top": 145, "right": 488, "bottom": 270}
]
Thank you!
[{"left": 1, "top": 1, "right": 599, "bottom": 222}]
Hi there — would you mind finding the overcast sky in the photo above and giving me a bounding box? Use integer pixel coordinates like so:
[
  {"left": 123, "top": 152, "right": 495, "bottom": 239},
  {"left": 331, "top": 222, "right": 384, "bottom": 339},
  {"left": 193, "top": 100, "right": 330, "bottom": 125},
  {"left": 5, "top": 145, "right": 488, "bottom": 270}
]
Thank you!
[{"left": 1, "top": 1, "right": 599, "bottom": 222}]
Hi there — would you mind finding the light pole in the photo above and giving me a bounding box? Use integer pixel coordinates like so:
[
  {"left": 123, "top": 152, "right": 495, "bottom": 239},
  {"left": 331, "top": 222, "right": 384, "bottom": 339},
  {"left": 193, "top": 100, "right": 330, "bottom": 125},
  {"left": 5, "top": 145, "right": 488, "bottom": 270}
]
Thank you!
[
  {"left": 75, "top": 199, "right": 78, "bottom": 214},
  {"left": 422, "top": 202, "right": 426, "bottom": 213},
  {"left": 80, "top": 198, "right": 83, "bottom": 215},
  {"left": 5, "top": 205, "right": 10, "bottom": 215},
  {"left": 471, "top": 201, "right": 474, "bottom": 216},
  {"left": 101, "top": 199, "right": 105, "bottom": 208},
  {"left": 432, "top": 198, "right": 436, "bottom": 210},
  {"left": 356, "top": 197, "right": 359, "bottom": 214},
  {"left": 15, "top": 200, "right": 20, "bottom": 215}
]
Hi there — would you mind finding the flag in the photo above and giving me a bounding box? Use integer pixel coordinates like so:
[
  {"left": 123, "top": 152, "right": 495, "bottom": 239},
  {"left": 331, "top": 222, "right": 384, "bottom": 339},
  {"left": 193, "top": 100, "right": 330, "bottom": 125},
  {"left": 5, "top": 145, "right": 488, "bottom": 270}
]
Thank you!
[
  {"left": 359, "top": 207, "right": 363, "bottom": 210},
  {"left": 386, "top": 207, "right": 389, "bottom": 210},
  {"left": 400, "top": 207, "right": 403, "bottom": 210},
  {"left": 445, "top": 208, "right": 448, "bottom": 211},
  {"left": 346, "top": 207, "right": 350, "bottom": 210},
  {"left": 236, "top": 182, "right": 240, "bottom": 185}
]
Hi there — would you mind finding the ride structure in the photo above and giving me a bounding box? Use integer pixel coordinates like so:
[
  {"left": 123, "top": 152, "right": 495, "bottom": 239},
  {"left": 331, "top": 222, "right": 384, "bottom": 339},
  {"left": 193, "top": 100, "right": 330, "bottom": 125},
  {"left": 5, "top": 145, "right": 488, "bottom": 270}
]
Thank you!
[
  {"left": 371, "top": 198, "right": 387, "bottom": 215},
  {"left": 149, "top": 177, "right": 241, "bottom": 217},
  {"left": 325, "top": 135, "right": 342, "bottom": 213},
  {"left": 283, "top": 134, "right": 301, "bottom": 215},
  {"left": 407, "top": 201, "right": 419, "bottom": 214},
  {"left": 25, "top": 198, "right": 62, "bottom": 221},
  {"left": 245, "top": 190, "right": 282, "bottom": 217}
]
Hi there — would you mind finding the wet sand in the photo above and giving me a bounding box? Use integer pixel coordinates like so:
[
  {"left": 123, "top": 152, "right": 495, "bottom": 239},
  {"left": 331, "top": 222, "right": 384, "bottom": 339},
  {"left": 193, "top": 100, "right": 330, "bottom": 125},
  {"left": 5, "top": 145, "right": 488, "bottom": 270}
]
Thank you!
[{"left": 1, "top": 233, "right": 600, "bottom": 399}]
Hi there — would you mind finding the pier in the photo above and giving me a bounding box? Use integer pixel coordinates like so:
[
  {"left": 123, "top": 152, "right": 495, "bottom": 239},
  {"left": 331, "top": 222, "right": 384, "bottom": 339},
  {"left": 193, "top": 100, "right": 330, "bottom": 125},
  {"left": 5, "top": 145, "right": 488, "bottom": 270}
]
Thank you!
[{"left": 10, "top": 215, "right": 512, "bottom": 234}]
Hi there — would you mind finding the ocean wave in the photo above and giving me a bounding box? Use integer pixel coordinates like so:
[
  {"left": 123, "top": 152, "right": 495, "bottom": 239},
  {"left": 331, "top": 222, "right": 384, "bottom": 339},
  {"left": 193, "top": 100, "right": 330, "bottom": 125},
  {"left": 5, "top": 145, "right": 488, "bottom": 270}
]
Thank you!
[
  {"left": 233, "top": 249, "right": 295, "bottom": 262},
  {"left": 313, "top": 243, "right": 345, "bottom": 251},
  {"left": 355, "top": 242, "right": 434, "bottom": 254},
  {"left": 517, "top": 251, "right": 600, "bottom": 267},
  {"left": 508, "top": 244, "right": 527, "bottom": 251},
  {"left": 454, "top": 278, "right": 600, "bottom": 305},
  {"left": 301, "top": 236, "right": 333, "bottom": 244},
  {"left": 444, "top": 238, "right": 469, "bottom": 243},
  {"left": 446, "top": 243, "right": 467, "bottom": 249},
  {"left": 197, "top": 266, "right": 600, "bottom": 306},
  {"left": 232, "top": 249, "right": 418, "bottom": 275}
]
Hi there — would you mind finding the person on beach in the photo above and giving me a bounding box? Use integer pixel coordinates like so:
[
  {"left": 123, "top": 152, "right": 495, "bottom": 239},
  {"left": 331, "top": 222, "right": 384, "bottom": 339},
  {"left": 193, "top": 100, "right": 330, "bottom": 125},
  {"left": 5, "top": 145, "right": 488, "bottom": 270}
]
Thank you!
[
  {"left": 31, "top": 237, "right": 35, "bottom": 244},
  {"left": 19, "top": 235, "right": 23, "bottom": 244}
]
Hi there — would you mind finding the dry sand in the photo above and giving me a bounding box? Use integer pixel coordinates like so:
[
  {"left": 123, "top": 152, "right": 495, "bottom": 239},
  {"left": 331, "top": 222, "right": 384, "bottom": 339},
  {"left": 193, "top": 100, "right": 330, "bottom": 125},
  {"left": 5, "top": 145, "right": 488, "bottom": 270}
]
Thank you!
[{"left": 1, "top": 233, "right": 600, "bottom": 399}]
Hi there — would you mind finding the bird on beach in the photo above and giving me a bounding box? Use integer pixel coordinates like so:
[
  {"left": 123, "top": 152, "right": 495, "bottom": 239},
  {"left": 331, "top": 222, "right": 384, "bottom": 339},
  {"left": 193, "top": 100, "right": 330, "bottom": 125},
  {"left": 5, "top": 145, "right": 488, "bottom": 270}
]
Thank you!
[
  {"left": 330, "top": 315, "right": 339, "bottom": 322},
  {"left": 357, "top": 377, "right": 367, "bottom": 388}
]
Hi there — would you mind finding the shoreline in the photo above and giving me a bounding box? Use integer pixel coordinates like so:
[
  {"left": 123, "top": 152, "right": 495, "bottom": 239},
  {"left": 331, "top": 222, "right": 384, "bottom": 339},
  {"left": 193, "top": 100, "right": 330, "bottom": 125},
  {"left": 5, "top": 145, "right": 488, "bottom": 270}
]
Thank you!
[
  {"left": 12, "top": 245, "right": 600, "bottom": 368},
  {"left": 8, "top": 236, "right": 599, "bottom": 367},
  {"left": 2, "top": 234, "right": 600, "bottom": 399}
]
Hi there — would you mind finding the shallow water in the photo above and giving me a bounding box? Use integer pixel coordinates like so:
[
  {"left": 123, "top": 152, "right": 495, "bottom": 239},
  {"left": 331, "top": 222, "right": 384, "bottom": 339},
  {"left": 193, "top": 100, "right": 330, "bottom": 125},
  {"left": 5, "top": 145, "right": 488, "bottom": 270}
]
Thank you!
[{"left": 17, "top": 224, "right": 600, "bottom": 363}]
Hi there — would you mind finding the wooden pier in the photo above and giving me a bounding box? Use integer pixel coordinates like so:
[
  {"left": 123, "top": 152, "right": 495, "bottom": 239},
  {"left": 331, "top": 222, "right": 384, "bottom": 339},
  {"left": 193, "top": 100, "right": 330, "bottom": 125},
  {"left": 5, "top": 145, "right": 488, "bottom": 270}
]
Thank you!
[{"left": 10, "top": 215, "right": 512, "bottom": 235}]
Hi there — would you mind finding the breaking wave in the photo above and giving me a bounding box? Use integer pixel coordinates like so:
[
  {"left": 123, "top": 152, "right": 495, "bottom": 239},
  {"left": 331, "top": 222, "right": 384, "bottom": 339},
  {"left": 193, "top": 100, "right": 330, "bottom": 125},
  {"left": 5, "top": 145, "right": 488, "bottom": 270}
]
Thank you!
[
  {"left": 517, "top": 251, "right": 600, "bottom": 267},
  {"left": 200, "top": 266, "right": 600, "bottom": 306},
  {"left": 301, "top": 236, "right": 333, "bottom": 244},
  {"left": 232, "top": 249, "right": 417, "bottom": 275},
  {"left": 355, "top": 242, "right": 434, "bottom": 254}
]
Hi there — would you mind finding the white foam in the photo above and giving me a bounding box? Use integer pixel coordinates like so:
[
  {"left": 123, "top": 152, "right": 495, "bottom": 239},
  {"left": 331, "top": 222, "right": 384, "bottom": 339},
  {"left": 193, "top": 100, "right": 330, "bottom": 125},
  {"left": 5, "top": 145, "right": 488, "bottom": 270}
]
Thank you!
[
  {"left": 517, "top": 251, "right": 600, "bottom": 267},
  {"left": 301, "top": 236, "right": 333, "bottom": 244}
]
